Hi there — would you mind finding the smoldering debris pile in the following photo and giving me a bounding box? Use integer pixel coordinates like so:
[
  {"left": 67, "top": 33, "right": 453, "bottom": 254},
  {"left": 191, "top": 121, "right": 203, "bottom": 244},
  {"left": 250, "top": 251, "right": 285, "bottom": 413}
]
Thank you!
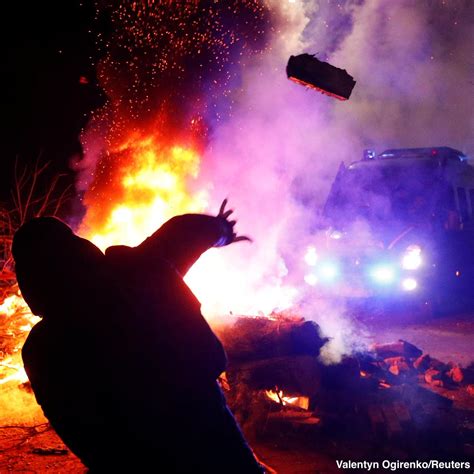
[{"left": 217, "top": 316, "right": 474, "bottom": 461}]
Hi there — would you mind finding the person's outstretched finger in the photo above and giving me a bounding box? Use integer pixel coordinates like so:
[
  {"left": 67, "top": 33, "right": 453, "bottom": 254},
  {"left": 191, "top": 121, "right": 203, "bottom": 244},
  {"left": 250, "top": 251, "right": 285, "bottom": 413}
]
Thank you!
[
  {"left": 218, "top": 199, "right": 228, "bottom": 216},
  {"left": 234, "top": 235, "right": 252, "bottom": 243}
]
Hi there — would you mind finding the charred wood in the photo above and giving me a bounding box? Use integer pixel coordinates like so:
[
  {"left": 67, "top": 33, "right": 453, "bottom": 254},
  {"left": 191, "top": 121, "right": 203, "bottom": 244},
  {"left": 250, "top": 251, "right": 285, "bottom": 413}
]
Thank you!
[{"left": 218, "top": 317, "right": 327, "bottom": 364}]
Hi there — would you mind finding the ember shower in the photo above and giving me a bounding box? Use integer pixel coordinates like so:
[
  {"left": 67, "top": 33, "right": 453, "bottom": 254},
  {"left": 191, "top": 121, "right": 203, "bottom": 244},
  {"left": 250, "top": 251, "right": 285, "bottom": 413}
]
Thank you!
[
  {"left": 79, "top": 0, "right": 273, "bottom": 235},
  {"left": 78, "top": 0, "right": 301, "bottom": 317}
]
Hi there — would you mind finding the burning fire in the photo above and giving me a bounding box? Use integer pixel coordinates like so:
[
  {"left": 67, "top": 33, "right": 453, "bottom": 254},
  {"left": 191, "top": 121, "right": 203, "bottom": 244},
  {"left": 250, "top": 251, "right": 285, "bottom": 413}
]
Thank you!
[
  {"left": 0, "top": 293, "right": 40, "bottom": 386},
  {"left": 265, "top": 388, "right": 310, "bottom": 410},
  {"left": 79, "top": 132, "right": 297, "bottom": 318},
  {"left": 75, "top": 0, "right": 294, "bottom": 317},
  {"left": 0, "top": 292, "right": 46, "bottom": 426},
  {"left": 80, "top": 135, "right": 208, "bottom": 250},
  {"left": 0, "top": 0, "right": 288, "bottom": 426},
  {"left": 79, "top": 131, "right": 294, "bottom": 316}
]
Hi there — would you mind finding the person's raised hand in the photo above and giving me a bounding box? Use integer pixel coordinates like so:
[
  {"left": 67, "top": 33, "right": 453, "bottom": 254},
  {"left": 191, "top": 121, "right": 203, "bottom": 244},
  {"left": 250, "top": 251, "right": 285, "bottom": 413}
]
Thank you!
[{"left": 217, "top": 199, "right": 252, "bottom": 245}]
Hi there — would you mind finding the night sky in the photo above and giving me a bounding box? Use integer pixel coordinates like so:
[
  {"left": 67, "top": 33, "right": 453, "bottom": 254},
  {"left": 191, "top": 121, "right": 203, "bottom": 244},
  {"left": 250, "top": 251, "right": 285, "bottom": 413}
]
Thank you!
[
  {"left": 0, "top": 0, "right": 271, "bottom": 215},
  {"left": 0, "top": 1, "right": 104, "bottom": 204}
]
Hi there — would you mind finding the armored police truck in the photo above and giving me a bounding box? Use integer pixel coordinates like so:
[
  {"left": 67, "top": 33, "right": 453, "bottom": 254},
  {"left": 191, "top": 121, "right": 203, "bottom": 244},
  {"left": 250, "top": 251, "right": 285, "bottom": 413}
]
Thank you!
[{"left": 302, "top": 147, "right": 474, "bottom": 314}]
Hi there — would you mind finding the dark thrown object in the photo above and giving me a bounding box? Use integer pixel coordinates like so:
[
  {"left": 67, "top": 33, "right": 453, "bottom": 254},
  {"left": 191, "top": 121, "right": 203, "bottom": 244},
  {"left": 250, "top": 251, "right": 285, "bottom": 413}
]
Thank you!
[{"left": 286, "top": 53, "right": 356, "bottom": 101}]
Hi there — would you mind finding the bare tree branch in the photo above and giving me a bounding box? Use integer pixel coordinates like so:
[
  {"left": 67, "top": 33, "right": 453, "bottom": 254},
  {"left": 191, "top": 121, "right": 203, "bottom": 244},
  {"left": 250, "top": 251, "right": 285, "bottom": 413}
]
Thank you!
[{"left": 1, "top": 155, "right": 73, "bottom": 282}]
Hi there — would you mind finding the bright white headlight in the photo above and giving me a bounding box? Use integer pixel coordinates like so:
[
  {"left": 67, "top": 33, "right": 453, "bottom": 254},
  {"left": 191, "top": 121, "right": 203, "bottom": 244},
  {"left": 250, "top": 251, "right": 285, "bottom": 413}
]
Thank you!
[
  {"left": 318, "top": 261, "right": 339, "bottom": 282},
  {"left": 370, "top": 265, "right": 396, "bottom": 285},
  {"left": 402, "top": 277, "right": 418, "bottom": 291},
  {"left": 402, "top": 245, "right": 422, "bottom": 270}
]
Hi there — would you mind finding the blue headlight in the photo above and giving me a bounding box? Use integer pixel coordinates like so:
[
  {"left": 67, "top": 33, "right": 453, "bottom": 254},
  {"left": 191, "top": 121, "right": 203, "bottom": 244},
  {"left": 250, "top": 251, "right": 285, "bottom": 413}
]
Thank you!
[
  {"left": 318, "top": 261, "right": 340, "bottom": 282},
  {"left": 369, "top": 264, "right": 396, "bottom": 285}
]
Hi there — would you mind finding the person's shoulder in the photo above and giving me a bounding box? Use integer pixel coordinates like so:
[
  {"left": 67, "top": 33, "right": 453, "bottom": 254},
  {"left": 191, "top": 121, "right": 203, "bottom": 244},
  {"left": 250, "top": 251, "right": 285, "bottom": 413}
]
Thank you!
[
  {"left": 104, "top": 245, "right": 135, "bottom": 261},
  {"left": 22, "top": 320, "right": 47, "bottom": 362}
]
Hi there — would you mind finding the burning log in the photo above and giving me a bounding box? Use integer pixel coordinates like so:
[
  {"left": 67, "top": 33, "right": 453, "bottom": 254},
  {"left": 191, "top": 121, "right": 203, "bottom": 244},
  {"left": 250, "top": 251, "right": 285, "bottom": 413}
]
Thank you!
[
  {"left": 218, "top": 323, "right": 465, "bottom": 459},
  {"left": 424, "top": 368, "right": 444, "bottom": 387},
  {"left": 217, "top": 316, "right": 327, "bottom": 364},
  {"left": 219, "top": 316, "right": 326, "bottom": 438},
  {"left": 447, "top": 365, "right": 464, "bottom": 384},
  {"left": 384, "top": 356, "right": 412, "bottom": 376},
  {"left": 228, "top": 356, "right": 321, "bottom": 397},
  {"left": 286, "top": 53, "right": 356, "bottom": 101}
]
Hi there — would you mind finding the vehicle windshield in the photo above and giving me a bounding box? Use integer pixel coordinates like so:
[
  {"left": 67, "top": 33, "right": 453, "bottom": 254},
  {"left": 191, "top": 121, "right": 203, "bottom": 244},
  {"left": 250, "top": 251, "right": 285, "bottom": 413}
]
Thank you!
[{"left": 324, "top": 159, "right": 445, "bottom": 232}]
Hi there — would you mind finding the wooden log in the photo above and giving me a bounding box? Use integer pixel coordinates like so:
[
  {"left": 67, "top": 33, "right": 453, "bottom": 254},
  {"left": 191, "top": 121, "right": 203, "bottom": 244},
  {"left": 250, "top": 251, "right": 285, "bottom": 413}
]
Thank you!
[
  {"left": 227, "top": 355, "right": 321, "bottom": 397},
  {"left": 413, "top": 354, "right": 431, "bottom": 372},
  {"left": 320, "top": 356, "right": 360, "bottom": 390},
  {"left": 446, "top": 366, "right": 464, "bottom": 384},
  {"left": 217, "top": 316, "right": 327, "bottom": 364},
  {"left": 424, "top": 368, "right": 444, "bottom": 387},
  {"left": 372, "top": 340, "right": 422, "bottom": 359},
  {"left": 384, "top": 356, "right": 412, "bottom": 376},
  {"left": 397, "top": 384, "right": 453, "bottom": 409}
]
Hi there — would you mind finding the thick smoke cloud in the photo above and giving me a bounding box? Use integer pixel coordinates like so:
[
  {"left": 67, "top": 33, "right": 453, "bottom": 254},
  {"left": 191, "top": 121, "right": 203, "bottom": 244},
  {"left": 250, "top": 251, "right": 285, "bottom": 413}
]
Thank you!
[
  {"left": 192, "top": 0, "right": 473, "bottom": 360},
  {"left": 76, "top": 0, "right": 472, "bottom": 360}
]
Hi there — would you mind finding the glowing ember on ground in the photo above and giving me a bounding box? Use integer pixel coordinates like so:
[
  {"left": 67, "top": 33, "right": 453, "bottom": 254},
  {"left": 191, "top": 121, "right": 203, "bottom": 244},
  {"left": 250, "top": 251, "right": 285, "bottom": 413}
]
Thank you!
[{"left": 265, "top": 389, "right": 310, "bottom": 410}]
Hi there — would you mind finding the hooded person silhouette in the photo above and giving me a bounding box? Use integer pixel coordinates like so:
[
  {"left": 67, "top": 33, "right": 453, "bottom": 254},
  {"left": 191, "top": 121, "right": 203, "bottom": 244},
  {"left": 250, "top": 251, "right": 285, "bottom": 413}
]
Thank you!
[
  {"left": 12, "top": 217, "right": 128, "bottom": 470},
  {"left": 13, "top": 203, "right": 267, "bottom": 473}
]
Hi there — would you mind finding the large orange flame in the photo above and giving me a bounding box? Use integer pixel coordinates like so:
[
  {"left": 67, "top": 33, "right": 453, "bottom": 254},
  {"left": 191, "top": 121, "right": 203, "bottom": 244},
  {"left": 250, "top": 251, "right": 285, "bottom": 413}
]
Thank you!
[
  {"left": 80, "top": 135, "right": 209, "bottom": 250},
  {"left": 78, "top": 131, "right": 297, "bottom": 319}
]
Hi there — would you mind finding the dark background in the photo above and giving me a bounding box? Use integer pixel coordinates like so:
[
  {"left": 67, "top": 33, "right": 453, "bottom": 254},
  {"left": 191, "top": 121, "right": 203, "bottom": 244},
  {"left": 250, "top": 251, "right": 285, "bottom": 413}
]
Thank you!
[{"left": 0, "top": 1, "right": 106, "bottom": 206}]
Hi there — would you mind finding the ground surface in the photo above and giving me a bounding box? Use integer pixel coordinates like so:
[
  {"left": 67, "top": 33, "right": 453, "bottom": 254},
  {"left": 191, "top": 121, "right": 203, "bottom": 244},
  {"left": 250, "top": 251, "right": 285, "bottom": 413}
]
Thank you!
[
  {"left": 365, "top": 311, "right": 474, "bottom": 366},
  {"left": 1, "top": 310, "right": 473, "bottom": 473}
]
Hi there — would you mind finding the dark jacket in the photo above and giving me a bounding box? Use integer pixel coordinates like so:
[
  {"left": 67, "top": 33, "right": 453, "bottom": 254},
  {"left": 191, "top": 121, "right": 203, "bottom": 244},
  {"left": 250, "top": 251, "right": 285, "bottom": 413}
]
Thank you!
[{"left": 16, "top": 215, "right": 263, "bottom": 473}]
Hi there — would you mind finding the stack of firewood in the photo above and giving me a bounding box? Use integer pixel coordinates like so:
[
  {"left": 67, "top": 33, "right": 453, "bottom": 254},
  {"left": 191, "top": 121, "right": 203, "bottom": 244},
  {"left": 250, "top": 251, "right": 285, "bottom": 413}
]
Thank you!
[{"left": 217, "top": 317, "right": 473, "bottom": 458}]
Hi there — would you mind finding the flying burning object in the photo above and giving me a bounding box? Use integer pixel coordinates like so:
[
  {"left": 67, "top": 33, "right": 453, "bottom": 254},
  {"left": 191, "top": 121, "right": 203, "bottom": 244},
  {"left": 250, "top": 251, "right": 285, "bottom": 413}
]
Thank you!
[{"left": 286, "top": 53, "right": 356, "bottom": 101}]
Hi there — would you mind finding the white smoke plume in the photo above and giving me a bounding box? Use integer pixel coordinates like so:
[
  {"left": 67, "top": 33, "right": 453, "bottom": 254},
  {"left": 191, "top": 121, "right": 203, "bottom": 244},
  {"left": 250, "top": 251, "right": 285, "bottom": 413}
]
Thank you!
[
  {"left": 75, "top": 0, "right": 473, "bottom": 362},
  {"left": 192, "top": 0, "right": 473, "bottom": 361}
]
